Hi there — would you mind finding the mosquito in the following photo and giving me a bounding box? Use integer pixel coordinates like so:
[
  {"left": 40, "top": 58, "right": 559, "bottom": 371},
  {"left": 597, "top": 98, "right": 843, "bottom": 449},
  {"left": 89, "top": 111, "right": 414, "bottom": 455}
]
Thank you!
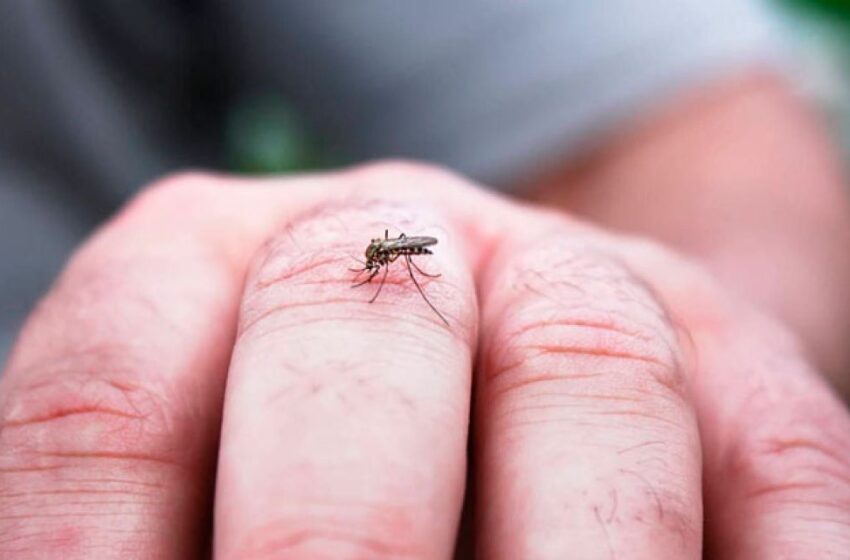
[{"left": 349, "top": 229, "right": 449, "bottom": 325}]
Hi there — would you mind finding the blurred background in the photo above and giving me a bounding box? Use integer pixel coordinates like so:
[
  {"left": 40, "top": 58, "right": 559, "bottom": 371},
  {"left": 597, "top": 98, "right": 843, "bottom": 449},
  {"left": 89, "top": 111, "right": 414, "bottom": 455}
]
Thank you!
[
  {"left": 1, "top": 0, "right": 850, "bottom": 363},
  {"left": 221, "top": 0, "right": 850, "bottom": 174},
  {"left": 775, "top": 0, "right": 850, "bottom": 156},
  {"left": 226, "top": 1, "right": 850, "bottom": 176}
]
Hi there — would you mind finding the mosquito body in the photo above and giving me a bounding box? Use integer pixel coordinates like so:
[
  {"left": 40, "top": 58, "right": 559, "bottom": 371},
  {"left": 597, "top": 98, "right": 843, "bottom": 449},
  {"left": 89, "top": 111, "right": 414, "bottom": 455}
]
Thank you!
[{"left": 350, "top": 230, "right": 449, "bottom": 325}]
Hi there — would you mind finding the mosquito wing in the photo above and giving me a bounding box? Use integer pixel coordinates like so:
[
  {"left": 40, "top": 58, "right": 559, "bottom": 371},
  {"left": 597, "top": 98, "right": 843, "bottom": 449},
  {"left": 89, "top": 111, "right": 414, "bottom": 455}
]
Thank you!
[{"left": 383, "top": 236, "right": 438, "bottom": 251}]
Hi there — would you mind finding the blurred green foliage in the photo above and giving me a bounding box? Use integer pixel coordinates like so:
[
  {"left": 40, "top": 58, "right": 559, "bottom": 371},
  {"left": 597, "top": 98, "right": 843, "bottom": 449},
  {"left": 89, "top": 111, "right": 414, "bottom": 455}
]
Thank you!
[
  {"left": 783, "top": 0, "right": 850, "bottom": 25},
  {"left": 225, "top": 95, "right": 331, "bottom": 174}
]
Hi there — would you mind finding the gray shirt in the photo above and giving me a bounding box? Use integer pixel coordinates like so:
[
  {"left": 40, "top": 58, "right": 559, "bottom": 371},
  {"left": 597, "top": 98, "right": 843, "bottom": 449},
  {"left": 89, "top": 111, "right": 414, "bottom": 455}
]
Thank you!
[{"left": 0, "top": 0, "right": 786, "bottom": 360}]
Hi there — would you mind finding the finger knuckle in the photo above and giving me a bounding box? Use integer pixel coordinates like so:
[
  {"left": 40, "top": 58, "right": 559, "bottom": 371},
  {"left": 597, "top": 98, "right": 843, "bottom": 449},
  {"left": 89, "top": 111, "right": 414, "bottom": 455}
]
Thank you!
[
  {"left": 349, "top": 158, "right": 452, "bottom": 182},
  {"left": 723, "top": 393, "right": 850, "bottom": 509},
  {"left": 238, "top": 202, "right": 467, "bottom": 340},
  {"left": 0, "top": 361, "right": 188, "bottom": 557},
  {"left": 347, "top": 159, "right": 473, "bottom": 196},
  {"left": 112, "top": 170, "right": 231, "bottom": 233},
  {"left": 134, "top": 170, "right": 222, "bottom": 210},
  {"left": 485, "top": 243, "right": 684, "bottom": 411},
  {"left": 238, "top": 229, "right": 368, "bottom": 339},
  {"left": 0, "top": 356, "right": 190, "bottom": 474},
  {"left": 55, "top": 170, "right": 233, "bottom": 281}
]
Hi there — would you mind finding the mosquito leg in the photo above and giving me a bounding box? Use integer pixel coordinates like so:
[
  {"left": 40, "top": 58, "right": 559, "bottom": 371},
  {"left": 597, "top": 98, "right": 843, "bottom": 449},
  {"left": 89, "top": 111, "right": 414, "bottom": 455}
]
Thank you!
[
  {"left": 408, "top": 256, "right": 441, "bottom": 278},
  {"left": 404, "top": 255, "right": 449, "bottom": 325},
  {"left": 369, "top": 265, "right": 390, "bottom": 303},
  {"left": 348, "top": 255, "right": 368, "bottom": 272},
  {"left": 352, "top": 267, "right": 379, "bottom": 287}
]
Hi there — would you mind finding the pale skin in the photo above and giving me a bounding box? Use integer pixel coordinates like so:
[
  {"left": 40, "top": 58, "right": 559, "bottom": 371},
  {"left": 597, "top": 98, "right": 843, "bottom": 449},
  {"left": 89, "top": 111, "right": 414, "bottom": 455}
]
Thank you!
[
  {"left": 1, "top": 70, "right": 850, "bottom": 558},
  {"left": 1, "top": 161, "right": 849, "bottom": 558}
]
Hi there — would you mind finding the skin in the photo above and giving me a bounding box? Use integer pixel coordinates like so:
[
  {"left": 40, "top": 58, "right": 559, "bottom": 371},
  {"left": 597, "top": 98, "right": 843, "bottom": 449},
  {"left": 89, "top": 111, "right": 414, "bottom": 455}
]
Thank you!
[{"left": 0, "top": 162, "right": 849, "bottom": 558}]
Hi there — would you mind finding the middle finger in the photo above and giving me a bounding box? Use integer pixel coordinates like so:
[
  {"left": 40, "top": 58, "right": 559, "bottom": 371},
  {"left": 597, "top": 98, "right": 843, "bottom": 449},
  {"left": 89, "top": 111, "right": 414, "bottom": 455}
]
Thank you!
[{"left": 214, "top": 200, "right": 477, "bottom": 558}]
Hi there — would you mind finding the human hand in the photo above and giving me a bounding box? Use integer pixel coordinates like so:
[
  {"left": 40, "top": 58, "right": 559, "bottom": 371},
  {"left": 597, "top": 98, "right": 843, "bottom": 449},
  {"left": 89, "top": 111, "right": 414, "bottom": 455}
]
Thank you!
[{"left": 1, "top": 163, "right": 848, "bottom": 558}]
